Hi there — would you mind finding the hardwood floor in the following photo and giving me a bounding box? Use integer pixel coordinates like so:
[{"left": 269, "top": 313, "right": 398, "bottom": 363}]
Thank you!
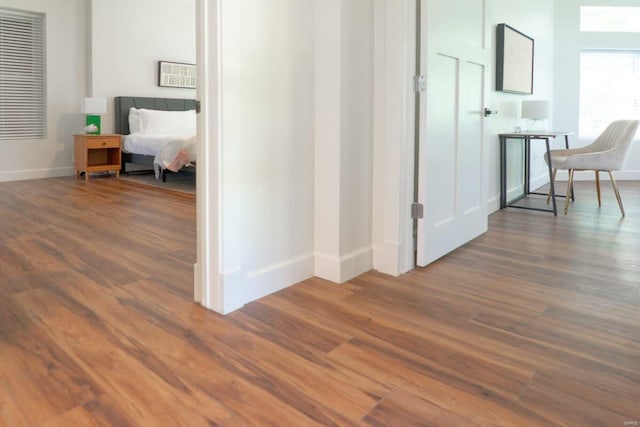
[{"left": 1, "top": 176, "right": 639, "bottom": 426}]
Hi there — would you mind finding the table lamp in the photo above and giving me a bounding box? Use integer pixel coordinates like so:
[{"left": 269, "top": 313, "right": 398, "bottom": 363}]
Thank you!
[
  {"left": 81, "top": 97, "right": 107, "bottom": 135},
  {"left": 521, "top": 100, "right": 550, "bottom": 131}
]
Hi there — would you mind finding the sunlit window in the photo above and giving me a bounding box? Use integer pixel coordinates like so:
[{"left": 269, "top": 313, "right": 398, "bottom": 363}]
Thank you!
[
  {"left": 580, "top": 50, "right": 640, "bottom": 138},
  {"left": 581, "top": 6, "right": 640, "bottom": 33}
]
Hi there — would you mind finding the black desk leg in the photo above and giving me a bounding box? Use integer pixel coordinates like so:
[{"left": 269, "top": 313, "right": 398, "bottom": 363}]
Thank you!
[
  {"left": 564, "top": 135, "right": 575, "bottom": 201},
  {"left": 500, "top": 136, "right": 507, "bottom": 208},
  {"left": 524, "top": 137, "right": 531, "bottom": 195},
  {"left": 545, "top": 138, "right": 557, "bottom": 216}
]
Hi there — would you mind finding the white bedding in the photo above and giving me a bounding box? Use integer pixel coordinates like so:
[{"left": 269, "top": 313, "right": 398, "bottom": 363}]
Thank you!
[
  {"left": 123, "top": 133, "right": 196, "bottom": 178},
  {"left": 123, "top": 133, "right": 187, "bottom": 157},
  {"left": 124, "top": 107, "right": 197, "bottom": 179}
]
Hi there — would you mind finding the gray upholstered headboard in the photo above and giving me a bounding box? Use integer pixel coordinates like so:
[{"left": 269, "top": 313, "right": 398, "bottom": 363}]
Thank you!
[{"left": 114, "top": 96, "right": 197, "bottom": 134}]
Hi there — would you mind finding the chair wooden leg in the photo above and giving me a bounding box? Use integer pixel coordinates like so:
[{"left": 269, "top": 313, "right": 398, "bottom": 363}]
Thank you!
[
  {"left": 546, "top": 169, "right": 557, "bottom": 205},
  {"left": 595, "top": 170, "right": 601, "bottom": 207},
  {"left": 608, "top": 171, "right": 625, "bottom": 217},
  {"left": 564, "top": 169, "right": 574, "bottom": 215},
  {"left": 570, "top": 174, "right": 575, "bottom": 201}
]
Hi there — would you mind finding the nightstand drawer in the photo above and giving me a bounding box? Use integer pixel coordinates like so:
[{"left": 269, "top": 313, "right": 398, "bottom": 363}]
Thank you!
[{"left": 87, "top": 137, "right": 120, "bottom": 149}]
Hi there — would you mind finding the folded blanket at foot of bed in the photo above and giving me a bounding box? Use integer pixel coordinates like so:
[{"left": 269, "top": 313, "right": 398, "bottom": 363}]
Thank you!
[{"left": 153, "top": 135, "right": 196, "bottom": 179}]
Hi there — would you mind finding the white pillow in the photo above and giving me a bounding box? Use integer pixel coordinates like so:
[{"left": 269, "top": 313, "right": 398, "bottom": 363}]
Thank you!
[
  {"left": 128, "top": 107, "right": 142, "bottom": 133},
  {"left": 138, "top": 108, "right": 196, "bottom": 136}
]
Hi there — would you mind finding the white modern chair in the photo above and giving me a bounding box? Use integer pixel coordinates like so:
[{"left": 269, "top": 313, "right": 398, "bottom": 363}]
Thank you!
[{"left": 545, "top": 120, "right": 640, "bottom": 216}]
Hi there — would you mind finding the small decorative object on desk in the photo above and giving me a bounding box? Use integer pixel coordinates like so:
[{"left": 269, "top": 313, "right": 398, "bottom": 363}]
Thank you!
[
  {"left": 83, "top": 124, "right": 98, "bottom": 134},
  {"left": 521, "top": 100, "right": 550, "bottom": 131}
]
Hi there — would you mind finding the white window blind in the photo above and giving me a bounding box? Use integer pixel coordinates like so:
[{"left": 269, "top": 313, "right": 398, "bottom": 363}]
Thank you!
[{"left": 0, "top": 8, "right": 45, "bottom": 140}]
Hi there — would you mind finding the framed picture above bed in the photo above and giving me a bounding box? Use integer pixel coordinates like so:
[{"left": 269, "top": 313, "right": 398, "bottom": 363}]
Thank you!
[
  {"left": 495, "top": 24, "right": 534, "bottom": 95},
  {"left": 158, "top": 61, "right": 196, "bottom": 89}
]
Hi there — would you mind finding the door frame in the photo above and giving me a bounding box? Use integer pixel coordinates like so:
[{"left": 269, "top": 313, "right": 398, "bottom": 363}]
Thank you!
[
  {"left": 371, "top": 0, "right": 417, "bottom": 277},
  {"left": 194, "top": 0, "right": 224, "bottom": 313}
]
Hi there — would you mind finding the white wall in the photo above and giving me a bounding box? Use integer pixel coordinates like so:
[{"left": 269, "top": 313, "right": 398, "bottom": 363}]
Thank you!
[
  {"left": 339, "top": 0, "right": 374, "bottom": 279},
  {"left": 486, "top": 0, "right": 555, "bottom": 210},
  {"left": 216, "top": 0, "right": 316, "bottom": 312},
  {"left": 315, "top": 0, "right": 374, "bottom": 283},
  {"left": 198, "top": 0, "right": 375, "bottom": 312},
  {"left": 555, "top": 0, "right": 640, "bottom": 180},
  {"left": 0, "top": 0, "right": 87, "bottom": 182},
  {"left": 314, "top": 0, "right": 342, "bottom": 281},
  {"left": 90, "top": 0, "right": 196, "bottom": 134}
]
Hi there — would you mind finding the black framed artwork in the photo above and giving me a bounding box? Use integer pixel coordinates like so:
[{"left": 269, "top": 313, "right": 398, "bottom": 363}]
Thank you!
[
  {"left": 158, "top": 61, "right": 196, "bottom": 89},
  {"left": 495, "top": 24, "right": 534, "bottom": 95}
]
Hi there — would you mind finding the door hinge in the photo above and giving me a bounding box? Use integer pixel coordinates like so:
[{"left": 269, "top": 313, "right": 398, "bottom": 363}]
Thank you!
[
  {"left": 411, "top": 202, "right": 424, "bottom": 219},
  {"left": 195, "top": 100, "right": 201, "bottom": 113},
  {"left": 413, "top": 75, "right": 426, "bottom": 93}
]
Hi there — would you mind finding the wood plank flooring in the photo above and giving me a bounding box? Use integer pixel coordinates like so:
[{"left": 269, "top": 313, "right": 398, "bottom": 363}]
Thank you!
[{"left": 1, "top": 176, "right": 639, "bottom": 426}]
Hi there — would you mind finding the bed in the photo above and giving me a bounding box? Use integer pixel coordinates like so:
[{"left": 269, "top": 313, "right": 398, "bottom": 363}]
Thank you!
[{"left": 114, "top": 96, "right": 197, "bottom": 181}]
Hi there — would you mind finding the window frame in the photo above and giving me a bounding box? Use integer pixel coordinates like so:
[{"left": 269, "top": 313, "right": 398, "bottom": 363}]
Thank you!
[
  {"left": 579, "top": 48, "right": 640, "bottom": 140},
  {"left": 0, "top": 7, "right": 47, "bottom": 141},
  {"left": 581, "top": 6, "right": 640, "bottom": 33}
]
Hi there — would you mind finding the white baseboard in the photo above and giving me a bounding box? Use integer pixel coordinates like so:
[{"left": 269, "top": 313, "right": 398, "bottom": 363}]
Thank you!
[
  {"left": 555, "top": 170, "right": 640, "bottom": 181},
  {"left": 530, "top": 173, "right": 550, "bottom": 191},
  {"left": 339, "top": 246, "right": 373, "bottom": 282},
  {"left": 219, "top": 246, "right": 373, "bottom": 314},
  {"left": 487, "top": 172, "right": 550, "bottom": 214},
  {"left": 0, "top": 166, "right": 74, "bottom": 183},
  {"left": 373, "top": 240, "right": 402, "bottom": 276},
  {"left": 488, "top": 195, "right": 500, "bottom": 214},
  {"left": 314, "top": 252, "right": 340, "bottom": 283},
  {"left": 488, "top": 170, "right": 640, "bottom": 213},
  {"left": 616, "top": 170, "right": 640, "bottom": 180},
  {"left": 315, "top": 246, "right": 373, "bottom": 284},
  {"left": 506, "top": 184, "right": 525, "bottom": 203},
  {"left": 193, "top": 262, "right": 202, "bottom": 304},
  {"left": 221, "top": 254, "right": 314, "bottom": 314}
]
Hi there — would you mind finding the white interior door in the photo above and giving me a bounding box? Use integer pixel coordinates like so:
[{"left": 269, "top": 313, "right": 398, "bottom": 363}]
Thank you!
[{"left": 416, "top": 0, "right": 489, "bottom": 266}]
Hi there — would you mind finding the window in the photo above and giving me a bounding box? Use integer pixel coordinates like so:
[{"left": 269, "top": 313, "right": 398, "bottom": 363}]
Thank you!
[
  {"left": 0, "top": 8, "right": 45, "bottom": 140},
  {"left": 579, "top": 50, "right": 640, "bottom": 138},
  {"left": 581, "top": 6, "right": 640, "bottom": 33}
]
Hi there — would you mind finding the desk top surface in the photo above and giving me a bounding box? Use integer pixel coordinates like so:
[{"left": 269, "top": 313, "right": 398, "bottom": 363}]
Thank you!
[{"left": 499, "top": 131, "right": 574, "bottom": 138}]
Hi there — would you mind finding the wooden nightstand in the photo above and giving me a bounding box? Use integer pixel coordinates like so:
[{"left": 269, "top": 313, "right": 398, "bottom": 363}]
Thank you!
[{"left": 74, "top": 134, "right": 121, "bottom": 181}]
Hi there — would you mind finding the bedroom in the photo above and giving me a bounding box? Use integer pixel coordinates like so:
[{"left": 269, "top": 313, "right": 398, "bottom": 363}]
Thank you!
[{"left": 0, "top": 0, "right": 197, "bottom": 184}]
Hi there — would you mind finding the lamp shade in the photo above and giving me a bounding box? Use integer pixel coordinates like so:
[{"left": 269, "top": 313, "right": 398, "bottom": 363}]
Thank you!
[
  {"left": 81, "top": 97, "right": 107, "bottom": 114},
  {"left": 521, "top": 100, "right": 550, "bottom": 120}
]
